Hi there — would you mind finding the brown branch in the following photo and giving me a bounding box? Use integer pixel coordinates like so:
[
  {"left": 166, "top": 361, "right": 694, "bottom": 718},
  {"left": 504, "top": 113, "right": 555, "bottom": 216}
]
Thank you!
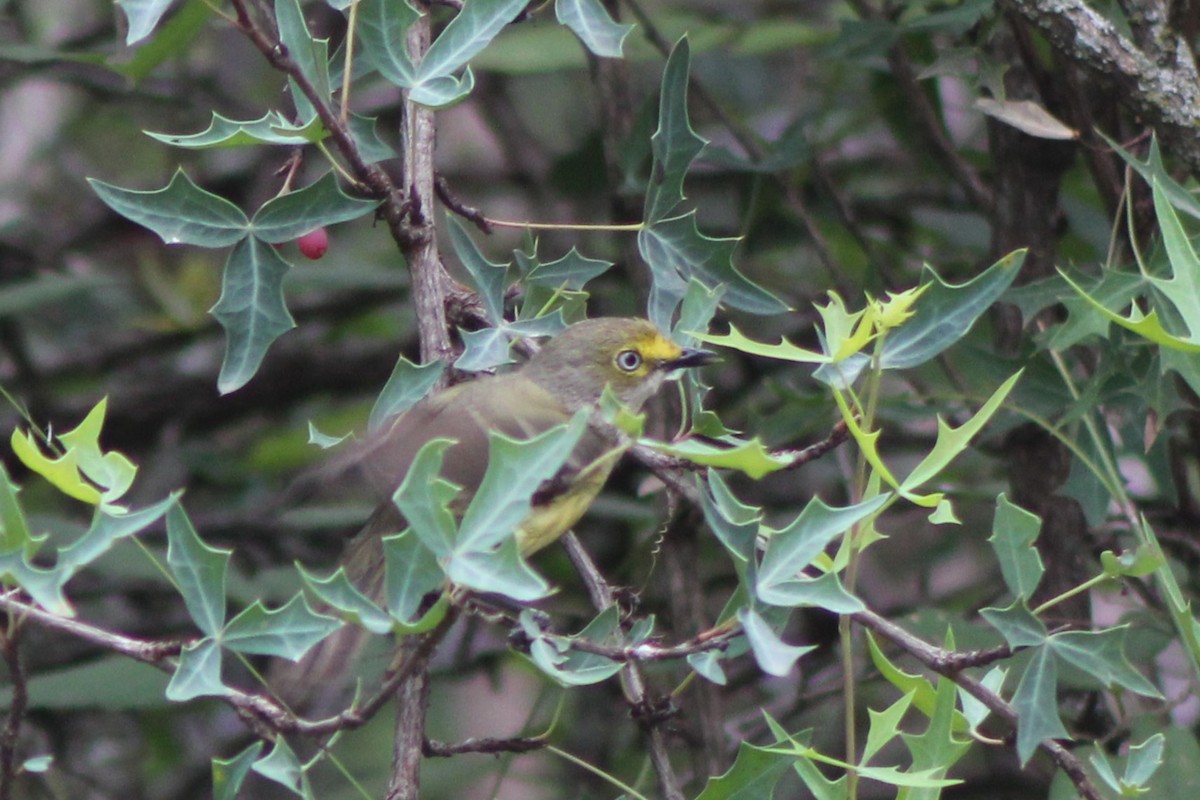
[
  {"left": 422, "top": 735, "right": 545, "bottom": 758},
  {"left": 997, "top": 0, "right": 1200, "bottom": 176},
  {"left": 561, "top": 534, "right": 686, "bottom": 800},
  {"left": 564, "top": 623, "right": 740, "bottom": 663},
  {"left": 852, "top": 608, "right": 1103, "bottom": 800},
  {"left": 0, "top": 618, "right": 27, "bottom": 800}
]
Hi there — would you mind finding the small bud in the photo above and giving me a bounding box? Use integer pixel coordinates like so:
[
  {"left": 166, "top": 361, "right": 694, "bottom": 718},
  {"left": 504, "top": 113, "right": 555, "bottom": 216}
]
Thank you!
[{"left": 297, "top": 228, "right": 329, "bottom": 260}]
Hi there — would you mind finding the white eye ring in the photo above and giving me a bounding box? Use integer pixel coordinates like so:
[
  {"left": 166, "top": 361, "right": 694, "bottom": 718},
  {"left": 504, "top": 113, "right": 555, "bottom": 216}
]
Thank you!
[{"left": 615, "top": 349, "right": 643, "bottom": 372}]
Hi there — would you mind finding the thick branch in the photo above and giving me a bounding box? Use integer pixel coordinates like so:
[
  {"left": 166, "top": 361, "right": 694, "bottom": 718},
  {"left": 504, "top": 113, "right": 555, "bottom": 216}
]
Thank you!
[{"left": 998, "top": 0, "right": 1200, "bottom": 175}]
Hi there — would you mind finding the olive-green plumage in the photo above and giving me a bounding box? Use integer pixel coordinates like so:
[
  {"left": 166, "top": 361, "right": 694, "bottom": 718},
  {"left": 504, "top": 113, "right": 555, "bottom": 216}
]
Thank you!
[{"left": 273, "top": 317, "right": 713, "bottom": 708}]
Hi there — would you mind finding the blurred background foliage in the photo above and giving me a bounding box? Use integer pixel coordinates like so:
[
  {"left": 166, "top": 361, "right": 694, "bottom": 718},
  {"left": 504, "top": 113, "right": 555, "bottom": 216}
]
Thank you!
[{"left": 2, "top": 0, "right": 1200, "bottom": 798}]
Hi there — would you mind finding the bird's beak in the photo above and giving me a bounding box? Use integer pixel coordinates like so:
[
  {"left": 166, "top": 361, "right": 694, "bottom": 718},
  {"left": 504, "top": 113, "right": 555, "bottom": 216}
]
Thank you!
[{"left": 664, "top": 347, "right": 719, "bottom": 370}]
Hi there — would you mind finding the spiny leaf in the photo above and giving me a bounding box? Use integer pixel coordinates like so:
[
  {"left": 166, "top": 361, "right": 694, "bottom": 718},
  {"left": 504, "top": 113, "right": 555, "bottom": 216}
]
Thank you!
[
  {"left": 645, "top": 37, "right": 706, "bottom": 223},
  {"left": 645, "top": 435, "right": 790, "bottom": 479},
  {"left": 166, "top": 503, "right": 228, "bottom": 638},
  {"left": 88, "top": 170, "right": 248, "bottom": 248},
  {"left": 221, "top": 595, "right": 342, "bottom": 660},
  {"left": 368, "top": 356, "right": 445, "bottom": 433},
  {"left": 249, "top": 172, "right": 379, "bottom": 244},
  {"left": 1012, "top": 645, "right": 1070, "bottom": 766},
  {"left": 210, "top": 238, "right": 296, "bottom": 394},
  {"left": 988, "top": 493, "right": 1044, "bottom": 600},
  {"left": 166, "top": 639, "right": 225, "bottom": 701},
  {"left": 556, "top": 0, "right": 634, "bottom": 58}
]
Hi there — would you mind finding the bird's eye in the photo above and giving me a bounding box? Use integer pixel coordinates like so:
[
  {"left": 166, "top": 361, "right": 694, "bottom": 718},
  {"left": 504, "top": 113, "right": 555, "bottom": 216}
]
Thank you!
[{"left": 615, "top": 349, "right": 643, "bottom": 372}]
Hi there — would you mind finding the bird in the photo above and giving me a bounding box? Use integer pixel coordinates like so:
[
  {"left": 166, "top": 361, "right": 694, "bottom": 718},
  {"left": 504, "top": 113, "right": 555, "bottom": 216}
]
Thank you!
[{"left": 272, "top": 316, "right": 715, "bottom": 708}]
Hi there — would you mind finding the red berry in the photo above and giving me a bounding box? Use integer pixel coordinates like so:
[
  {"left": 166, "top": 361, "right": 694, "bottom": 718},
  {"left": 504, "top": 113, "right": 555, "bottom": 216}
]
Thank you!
[{"left": 297, "top": 228, "right": 329, "bottom": 260}]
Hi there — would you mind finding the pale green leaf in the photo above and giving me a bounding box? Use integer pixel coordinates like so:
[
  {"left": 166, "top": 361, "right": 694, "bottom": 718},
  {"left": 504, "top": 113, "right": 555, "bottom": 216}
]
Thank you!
[
  {"left": 57, "top": 495, "right": 177, "bottom": 578},
  {"left": 1047, "top": 628, "right": 1161, "bottom": 697},
  {"left": 0, "top": 464, "right": 31, "bottom": 555},
  {"left": 391, "top": 438, "right": 461, "bottom": 557},
  {"left": 88, "top": 170, "right": 248, "bottom": 247},
  {"left": 116, "top": 0, "right": 175, "bottom": 44},
  {"left": 252, "top": 737, "right": 312, "bottom": 798},
  {"left": 249, "top": 172, "right": 380, "bottom": 243},
  {"left": 276, "top": 0, "right": 330, "bottom": 102},
  {"left": 1149, "top": 178, "right": 1200, "bottom": 342},
  {"left": 382, "top": 529, "right": 445, "bottom": 622},
  {"left": 1058, "top": 269, "right": 1200, "bottom": 352},
  {"left": 357, "top": 0, "right": 419, "bottom": 87},
  {"left": 694, "top": 738, "right": 793, "bottom": 800},
  {"left": 988, "top": 493, "right": 1044, "bottom": 600},
  {"left": 863, "top": 691, "right": 914, "bottom": 762},
  {"left": 297, "top": 565, "right": 392, "bottom": 634},
  {"left": 222, "top": 594, "right": 342, "bottom": 660},
  {"left": 166, "top": 503, "right": 228, "bottom": 638},
  {"left": 555, "top": 0, "right": 634, "bottom": 58},
  {"left": 213, "top": 743, "right": 263, "bottom": 800},
  {"left": 0, "top": 551, "right": 68, "bottom": 615},
  {"left": 525, "top": 246, "right": 613, "bottom": 290},
  {"left": 646, "top": 435, "right": 790, "bottom": 479},
  {"left": 166, "top": 638, "right": 225, "bottom": 701},
  {"left": 146, "top": 112, "right": 315, "bottom": 148},
  {"left": 699, "top": 470, "right": 760, "bottom": 562},
  {"left": 645, "top": 37, "right": 706, "bottom": 223},
  {"left": 758, "top": 494, "right": 889, "bottom": 595},
  {"left": 210, "top": 237, "right": 296, "bottom": 394},
  {"left": 739, "top": 608, "right": 815, "bottom": 677},
  {"left": 980, "top": 600, "right": 1046, "bottom": 648},
  {"left": 1012, "top": 645, "right": 1070, "bottom": 766},
  {"left": 416, "top": 0, "right": 527, "bottom": 84},
  {"left": 368, "top": 356, "right": 445, "bottom": 433},
  {"left": 449, "top": 537, "right": 550, "bottom": 600},
  {"left": 522, "top": 606, "right": 625, "bottom": 686}
]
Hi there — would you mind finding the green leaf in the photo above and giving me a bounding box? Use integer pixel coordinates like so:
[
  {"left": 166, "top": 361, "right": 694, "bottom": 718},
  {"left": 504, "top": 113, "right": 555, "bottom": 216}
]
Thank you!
[
  {"left": 306, "top": 422, "right": 349, "bottom": 449},
  {"left": 757, "top": 494, "right": 889, "bottom": 597},
  {"left": 988, "top": 493, "right": 1044, "bottom": 600},
  {"left": 297, "top": 565, "right": 392, "bottom": 634},
  {"left": 863, "top": 691, "right": 914, "bottom": 762},
  {"left": 454, "top": 413, "right": 587, "bottom": 552},
  {"left": 146, "top": 112, "right": 316, "bottom": 149},
  {"left": 455, "top": 312, "right": 568, "bottom": 372},
  {"left": 522, "top": 606, "right": 625, "bottom": 686},
  {"left": 448, "top": 215, "right": 508, "bottom": 323},
  {"left": 645, "top": 37, "right": 706, "bottom": 223},
  {"left": 252, "top": 737, "right": 313, "bottom": 798},
  {"left": 1124, "top": 733, "right": 1166, "bottom": 790},
  {"left": 699, "top": 470, "right": 760, "bottom": 562},
  {"left": 0, "top": 551, "right": 68, "bottom": 615},
  {"left": 416, "top": 0, "right": 527, "bottom": 84},
  {"left": 356, "top": 0, "right": 420, "bottom": 87},
  {"left": 756, "top": 571, "right": 863, "bottom": 612},
  {"left": 899, "top": 674, "right": 970, "bottom": 800},
  {"left": 639, "top": 212, "right": 787, "bottom": 317},
  {"left": 897, "top": 371, "right": 1022, "bottom": 505},
  {"left": 112, "top": 0, "right": 212, "bottom": 83},
  {"left": 88, "top": 170, "right": 248, "bottom": 248},
  {"left": 739, "top": 607, "right": 815, "bottom": 677},
  {"left": 166, "top": 638, "right": 225, "bottom": 701},
  {"left": 211, "top": 237, "right": 296, "bottom": 394},
  {"left": 694, "top": 738, "right": 794, "bottom": 800},
  {"left": 1103, "top": 133, "right": 1200, "bottom": 220},
  {"left": 866, "top": 632, "right": 939, "bottom": 718},
  {"left": 449, "top": 536, "right": 550, "bottom": 600},
  {"left": 382, "top": 529, "right": 445, "bottom": 622},
  {"left": 980, "top": 600, "right": 1046, "bottom": 648},
  {"left": 249, "top": 172, "right": 380, "bottom": 243},
  {"left": 166, "top": 503, "right": 228, "bottom": 638},
  {"left": 391, "top": 438, "right": 461, "bottom": 557},
  {"left": 1058, "top": 270, "right": 1200, "bottom": 353},
  {"left": 116, "top": 0, "right": 175, "bottom": 44},
  {"left": 368, "top": 356, "right": 445, "bottom": 433},
  {"left": 525, "top": 246, "right": 613, "bottom": 290},
  {"left": 55, "top": 398, "right": 138, "bottom": 508},
  {"left": 276, "top": 0, "right": 331, "bottom": 103},
  {"left": 213, "top": 743, "right": 264, "bottom": 800},
  {"left": 0, "top": 464, "right": 32, "bottom": 555},
  {"left": 646, "top": 435, "right": 790, "bottom": 479},
  {"left": 816, "top": 251, "right": 1025, "bottom": 386},
  {"left": 1149, "top": 178, "right": 1200, "bottom": 340},
  {"left": 1046, "top": 628, "right": 1162, "bottom": 698},
  {"left": 222, "top": 594, "right": 342, "bottom": 660},
  {"left": 697, "top": 322, "right": 828, "bottom": 363},
  {"left": 57, "top": 494, "right": 177, "bottom": 578},
  {"left": 1012, "top": 645, "right": 1070, "bottom": 766},
  {"left": 555, "top": 0, "right": 634, "bottom": 58}
]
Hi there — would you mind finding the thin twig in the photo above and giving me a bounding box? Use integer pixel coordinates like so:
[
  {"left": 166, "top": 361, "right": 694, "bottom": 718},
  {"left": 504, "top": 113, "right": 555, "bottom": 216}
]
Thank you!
[
  {"left": 422, "top": 735, "right": 545, "bottom": 758},
  {"left": 0, "top": 618, "right": 28, "bottom": 800}
]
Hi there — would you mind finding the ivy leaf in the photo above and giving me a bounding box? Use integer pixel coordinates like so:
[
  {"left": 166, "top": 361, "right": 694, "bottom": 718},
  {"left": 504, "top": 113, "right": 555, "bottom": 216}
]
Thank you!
[
  {"left": 252, "top": 737, "right": 313, "bottom": 799},
  {"left": 455, "top": 413, "right": 587, "bottom": 553},
  {"left": 645, "top": 435, "right": 790, "bottom": 479},
  {"left": 382, "top": 530, "right": 446, "bottom": 623},
  {"left": 368, "top": 356, "right": 445, "bottom": 433},
  {"left": 145, "top": 112, "right": 316, "bottom": 149},
  {"left": 57, "top": 494, "right": 177, "bottom": 579},
  {"left": 699, "top": 470, "right": 761, "bottom": 562},
  {"left": 639, "top": 211, "right": 787, "bottom": 317},
  {"left": 694, "top": 738, "right": 794, "bottom": 800},
  {"left": 166, "top": 638, "right": 225, "bottom": 701},
  {"left": 1046, "top": 628, "right": 1162, "bottom": 698},
  {"left": 116, "top": 0, "right": 176, "bottom": 45},
  {"left": 391, "top": 438, "right": 461, "bottom": 558},
  {"left": 166, "top": 503, "right": 228, "bottom": 638},
  {"left": 739, "top": 607, "right": 815, "bottom": 677},
  {"left": 988, "top": 493, "right": 1044, "bottom": 600},
  {"left": 416, "top": 0, "right": 527, "bottom": 85},
  {"left": 275, "top": 0, "right": 331, "bottom": 102},
  {"left": 249, "top": 172, "right": 380, "bottom": 243},
  {"left": 211, "top": 237, "right": 296, "bottom": 394},
  {"left": 899, "top": 674, "right": 971, "bottom": 797},
  {"left": 980, "top": 600, "right": 1046, "bottom": 649},
  {"left": 357, "top": 0, "right": 420, "bottom": 87},
  {"left": 757, "top": 571, "right": 863, "bottom": 613},
  {"left": 524, "top": 247, "right": 613, "bottom": 290},
  {"left": 757, "top": 494, "right": 889, "bottom": 598},
  {"left": 1058, "top": 270, "right": 1200, "bottom": 353},
  {"left": 1148, "top": 178, "right": 1200, "bottom": 342},
  {"left": 1012, "top": 645, "right": 1070, "bottom": 766},
  {"left": 222, "top": 595, "right": 342, "bottom": 660},
  {"left": 448, "top": 215, "right": 507, "bottom": 323},
  {"left": 555, "top": 0, "right": 634, "bottom": 58},
  {"left": 213, "top": 743, "right": 263, "bottom": 800},
  {"left": 645, "top": 37, "right": 705, "bottom": 223},
  {"left": 863, "top": 691, "right": 915, "bottom": 762},
  {"left": 815, "top": 250, "right": 1025, "bottom": 386},
  {"left": 297, "top": 565, "right": 392, "bottom": 635},
  {"left": 88, "top": 170, "right": 248, "bottom": 248},
  {"left": 455, "top": 312, "right": 567, "bottom": 372},
  {"left": 0, "top": 552, "right": 68, "bottom": 615},
  {"left": 522, "top": 607, "right": 625, "bottom": 686},
  {"left": 448, "top": 536, "right": 550, "bottom": 600}
]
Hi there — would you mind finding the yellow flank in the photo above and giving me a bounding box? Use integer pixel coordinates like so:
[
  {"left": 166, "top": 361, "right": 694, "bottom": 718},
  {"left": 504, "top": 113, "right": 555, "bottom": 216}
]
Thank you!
[{"left": 514, "top": 446, "right": 626, "bottom": 554}]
